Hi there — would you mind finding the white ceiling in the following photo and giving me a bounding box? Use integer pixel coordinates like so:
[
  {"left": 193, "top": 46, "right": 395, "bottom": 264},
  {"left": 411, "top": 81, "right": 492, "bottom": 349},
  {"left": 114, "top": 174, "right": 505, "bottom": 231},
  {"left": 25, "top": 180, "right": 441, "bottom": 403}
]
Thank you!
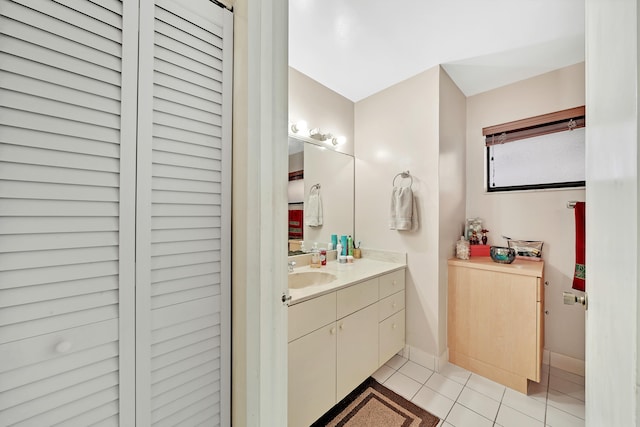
[{"left": 289, "top": 0, "right": 585, "bottom": 101}]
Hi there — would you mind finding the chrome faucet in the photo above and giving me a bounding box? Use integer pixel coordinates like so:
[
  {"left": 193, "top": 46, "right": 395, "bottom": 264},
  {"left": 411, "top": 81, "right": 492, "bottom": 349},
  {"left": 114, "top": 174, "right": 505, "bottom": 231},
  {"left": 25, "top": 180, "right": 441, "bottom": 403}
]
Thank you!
[{"left": 288, "top": 261, "right": 296, "bottom": 273}]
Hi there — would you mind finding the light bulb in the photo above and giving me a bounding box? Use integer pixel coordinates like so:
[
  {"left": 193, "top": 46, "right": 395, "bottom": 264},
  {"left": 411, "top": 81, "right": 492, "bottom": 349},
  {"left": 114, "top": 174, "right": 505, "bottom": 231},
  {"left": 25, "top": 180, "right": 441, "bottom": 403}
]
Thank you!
[
  {"left": 291, "top": 120, "right": 308, "bottom": 134},
  {"left": 332, "top": 135, "right": 347, "bottom": 146}
]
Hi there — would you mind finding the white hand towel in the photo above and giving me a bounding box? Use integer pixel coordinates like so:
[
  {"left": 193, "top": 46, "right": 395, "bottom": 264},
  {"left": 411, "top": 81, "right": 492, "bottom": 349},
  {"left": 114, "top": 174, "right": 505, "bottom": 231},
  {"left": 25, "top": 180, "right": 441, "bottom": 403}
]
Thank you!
[
  {"left": 305, "top": 191, "right": 323, "bottom": 227},
  {"left": 389, "top": 186, "right": 414, "bottom": 230}
]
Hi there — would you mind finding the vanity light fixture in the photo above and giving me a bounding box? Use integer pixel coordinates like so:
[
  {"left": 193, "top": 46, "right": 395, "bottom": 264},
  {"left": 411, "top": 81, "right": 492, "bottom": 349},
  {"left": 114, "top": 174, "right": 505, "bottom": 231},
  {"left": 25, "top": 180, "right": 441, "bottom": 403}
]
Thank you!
[
  {"left": 289, "top": 120, "right": 345, "bottom": 147},
  {"left": 309, "top": 127, "right": 331, "bottom": 141}
]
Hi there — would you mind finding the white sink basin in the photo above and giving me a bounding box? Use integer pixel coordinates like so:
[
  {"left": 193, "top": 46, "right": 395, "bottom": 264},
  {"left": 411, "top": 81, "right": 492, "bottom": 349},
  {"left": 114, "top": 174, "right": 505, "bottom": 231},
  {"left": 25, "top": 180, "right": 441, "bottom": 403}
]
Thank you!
[{"left": 288, "top": 271, "right": 337, "bottom": 289}]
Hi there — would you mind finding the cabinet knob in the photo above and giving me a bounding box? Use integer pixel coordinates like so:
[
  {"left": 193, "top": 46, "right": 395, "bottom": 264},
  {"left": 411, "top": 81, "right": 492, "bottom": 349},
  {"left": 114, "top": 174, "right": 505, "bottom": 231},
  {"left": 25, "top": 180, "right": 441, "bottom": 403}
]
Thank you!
[
  {"left": 392, "top": 280, "right": 397, "bottom": 286},
  {"left": 330, "top": 327, "right": 336, "bottom": 335},
  {"left": 392, "top": 302, "right": 397, "bottom": 308},
  {"left": 55, "top": 340, "right": 72, "bottom": 354},
  {"left": 339, "top": 323, "right": 344, "bottom": 331},
  {"left": 392, "top": 323, "right": 397, "bottom": 329}
]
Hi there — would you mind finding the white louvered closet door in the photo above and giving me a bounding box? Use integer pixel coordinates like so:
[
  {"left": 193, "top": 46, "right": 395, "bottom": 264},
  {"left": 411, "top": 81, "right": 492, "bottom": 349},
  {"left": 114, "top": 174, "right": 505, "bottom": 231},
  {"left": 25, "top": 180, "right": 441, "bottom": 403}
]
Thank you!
[
  {"left": 0, "top": 0, "right": 137, "bottom": 425},
  {"left": 135, "top": 1, "right": 232, "bottom": 426},
  {"left": 0, "top": 0, "right": 232, "bottom": 426}
]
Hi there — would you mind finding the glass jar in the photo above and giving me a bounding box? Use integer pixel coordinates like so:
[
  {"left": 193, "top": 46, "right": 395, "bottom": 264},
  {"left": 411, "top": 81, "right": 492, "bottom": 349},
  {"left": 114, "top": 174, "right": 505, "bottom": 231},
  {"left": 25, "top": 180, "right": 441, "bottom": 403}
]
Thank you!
[{"left": 456, "top": 236, "right": 470, "bottom": 260}]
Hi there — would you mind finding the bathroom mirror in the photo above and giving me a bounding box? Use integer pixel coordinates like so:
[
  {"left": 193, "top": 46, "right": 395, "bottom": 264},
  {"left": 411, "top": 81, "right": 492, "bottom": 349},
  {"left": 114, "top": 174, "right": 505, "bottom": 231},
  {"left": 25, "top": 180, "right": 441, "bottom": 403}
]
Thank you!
[{"left": 288, "top": 135, "right": 354, "bottom": 253}]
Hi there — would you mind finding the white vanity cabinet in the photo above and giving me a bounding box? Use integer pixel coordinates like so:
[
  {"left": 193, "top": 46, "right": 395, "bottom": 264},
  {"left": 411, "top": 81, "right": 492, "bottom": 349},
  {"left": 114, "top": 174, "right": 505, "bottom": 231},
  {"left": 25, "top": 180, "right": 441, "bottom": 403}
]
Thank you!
[
  {"left": 287, "top": 269, "right": 406, "bottom": 427},
  {"left": 336, "top": 279, "right": 379, "bottom": 401},
  {"left": 378, "top": 269, "right": 406, "bottom": 365}
]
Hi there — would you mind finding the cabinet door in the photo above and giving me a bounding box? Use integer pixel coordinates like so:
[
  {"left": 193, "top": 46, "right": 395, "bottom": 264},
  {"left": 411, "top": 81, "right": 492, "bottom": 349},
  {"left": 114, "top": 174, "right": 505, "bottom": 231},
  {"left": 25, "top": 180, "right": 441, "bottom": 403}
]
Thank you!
[
  {"left": 288, "top": 323, "right": 337, "bottom": 427},
  {"left": 449, "top": 266, "right": 539, "bottom": 379},
  {"left": 336, "top": 303, "right": 379, "bottom": 401},
  {"left": 379, "top": 310, "right": 406, "bottom": 366}
]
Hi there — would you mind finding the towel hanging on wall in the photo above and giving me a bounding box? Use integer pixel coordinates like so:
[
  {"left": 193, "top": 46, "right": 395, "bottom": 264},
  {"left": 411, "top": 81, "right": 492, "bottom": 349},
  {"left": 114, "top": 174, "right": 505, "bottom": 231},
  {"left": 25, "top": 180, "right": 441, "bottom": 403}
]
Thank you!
[
  {"left": 305, "top": 184, "right": 323, "bottom": 227},
  {"left": 572, "top": 201, "right": 586, "bottom": 291},
  {"left": 389, "top": 172, "right": 418, "bottom": 231}
]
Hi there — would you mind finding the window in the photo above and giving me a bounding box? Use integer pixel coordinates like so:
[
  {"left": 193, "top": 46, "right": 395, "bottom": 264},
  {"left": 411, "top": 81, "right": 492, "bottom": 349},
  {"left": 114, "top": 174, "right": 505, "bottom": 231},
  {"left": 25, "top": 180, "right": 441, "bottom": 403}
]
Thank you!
[{"left": 484, "top": 106, "right": 586, "bottom": 192}]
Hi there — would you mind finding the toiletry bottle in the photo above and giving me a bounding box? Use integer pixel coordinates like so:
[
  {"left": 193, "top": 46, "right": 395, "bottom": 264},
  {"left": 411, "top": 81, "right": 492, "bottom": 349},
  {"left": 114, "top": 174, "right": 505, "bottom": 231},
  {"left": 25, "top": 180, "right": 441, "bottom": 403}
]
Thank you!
[
  {"left": 310, "top": 243, "right": 321, "bottom": 268},
  {"left": 347, "top": 235, "right": 353, "bottom": 256},
  {"left": 336, "top": 242, "right": 343, "bottom": 259},
  {"left": 340, "top": 235, "right": 348, "bottom": 256},
  {"left": 320, "top": 249, "right": 327, "bottom": 266}
]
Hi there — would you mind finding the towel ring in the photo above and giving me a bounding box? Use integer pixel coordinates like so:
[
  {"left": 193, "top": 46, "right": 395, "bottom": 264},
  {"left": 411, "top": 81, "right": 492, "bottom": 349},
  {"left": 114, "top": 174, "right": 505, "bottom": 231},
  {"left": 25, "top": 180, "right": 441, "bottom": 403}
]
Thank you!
[
  {"left": 392, "top": 171, "right": 413, "bottom": 188},
  {"left": 310, "top": 183, "right": 321, "bottom": 192}
]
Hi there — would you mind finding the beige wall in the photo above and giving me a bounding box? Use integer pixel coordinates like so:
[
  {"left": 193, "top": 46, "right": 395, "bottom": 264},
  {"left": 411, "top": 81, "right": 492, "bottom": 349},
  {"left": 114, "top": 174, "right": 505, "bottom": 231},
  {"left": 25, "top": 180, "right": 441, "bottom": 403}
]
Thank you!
[
  {"left": 466, "top": 62, "right": 586, "bottom": 360},
  {"left": 438, "top": 68, "right": 467, "bottom": 354},
  {"left": 355, "top": 66, "right": 445, "bottom": 359},
  {"left": 289, "top": 67, "right": 355, "bottom": 156}
]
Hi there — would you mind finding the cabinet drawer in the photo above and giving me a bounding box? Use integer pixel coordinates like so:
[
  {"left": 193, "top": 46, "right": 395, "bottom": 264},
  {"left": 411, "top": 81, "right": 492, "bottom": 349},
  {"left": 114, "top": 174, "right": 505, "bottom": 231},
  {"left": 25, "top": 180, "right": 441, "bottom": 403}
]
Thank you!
[
  {"left": 378, "top": 290, "right": 405, "bottom": 321},
  {"left": 379, "top": 309, "right": 405, "bottom": 366},
  {"left": 337, "top": 278, "right": 378, "bottom": 319},
  {"left": 379, "top": 270, "right": 405, "bottom": 299},
  {"left": 288, "top": 292, "right": 336, "bottom": 342}
]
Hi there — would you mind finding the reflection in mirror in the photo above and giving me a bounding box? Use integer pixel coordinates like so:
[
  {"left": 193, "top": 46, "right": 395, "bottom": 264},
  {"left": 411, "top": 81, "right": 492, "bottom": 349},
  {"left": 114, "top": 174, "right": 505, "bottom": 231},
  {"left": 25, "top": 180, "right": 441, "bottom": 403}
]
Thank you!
[{"left": 288, "top": 135, "right": 354, "bottom": 254}]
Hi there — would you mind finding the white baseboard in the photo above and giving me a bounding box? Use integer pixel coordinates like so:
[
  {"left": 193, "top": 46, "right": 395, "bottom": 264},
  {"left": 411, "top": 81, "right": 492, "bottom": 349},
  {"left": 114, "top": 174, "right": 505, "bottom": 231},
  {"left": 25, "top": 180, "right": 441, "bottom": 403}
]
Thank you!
[
  {"left": 399, "top": 345, "right": 443, "bottom": 372},
  {"left": 548, "top": 351, "right": 585, "bottom": 377}
]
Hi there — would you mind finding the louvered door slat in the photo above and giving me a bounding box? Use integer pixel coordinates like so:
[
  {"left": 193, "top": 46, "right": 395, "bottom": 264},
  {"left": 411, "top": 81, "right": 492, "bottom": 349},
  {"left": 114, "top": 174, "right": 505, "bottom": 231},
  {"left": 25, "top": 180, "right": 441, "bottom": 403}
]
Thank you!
[
  {"left": 0, "top": 52, "right": 120, "bottom": 100},
  {"left": 0, "top": 357, "right": 118, "bottom": 411},
  {"left": 0, "top": 275, "right": 117, "bottom": 307},
  {"left": 0, "top": 342, "right": 118, "bottom": 394},
  {"left": 9, "top": 384, "right": 119, "bottom": 427},
  {"left": 2, "top": 0, "right": 121, "bottom": 56},
  {"left": 151, "top": 359, "right": 215, "bottom": 398},
  {"left": 0, "top": 305, "right": 118, "bottom": 344},
  {"left": 0, "top": 163, "right": 119, "bottom": 187},
  {"left": 152, "top": 227, "right": 220, "bottom": 243},
  {"left": 0, "top": 144, "right": 119, "bottom": 171},
  {"left": 0, "top": 107, "right": 120, "bottom": 143},
  {"left": 0, "top": 261, "right": 118, "bottom": 290},
  {"left": 0, "top": 35, "right": 120, "bottom": 85},
  {"left": 0, "top": 127, "right": 120, "bottom": 157},
  {"left": 0, "top": 16, "right": 121, "bottom": 72},
  {"left": 150, "top": 348, "right": 219, "bottom": 385},
  {"left": 154, "top": 63, "right": 222, "bottom": 99},
  {"left": 11, "top": 0, "right": 122, "bottom": 43},
  {"left": 52, "top": 0, "right": 122, "bottom": 28},
  {"left": 152, "top": 386, "right": 219, "bottom": 427},
  {"left": 0, "top": 89, "right": 120, "bottom": 129},
  {"left": 154, "top": 85, "right": 220, "bottom": 115},
  {"left": 152, "top": 274, "right": 220, "bottom": 297},
  {"left": 0, "top": 71, "right": 121, "bottom": 114},
  {"left": 0, "top": 0, "right": 135, "bottom": 424},
  {"left": 150, "top": 313, "right": 219, "bottom": 345},
  {"left": 0, "top": 181, "right": 119, "bottom": 201},
  {"left": 55, "top": 401, "right": 119, "bottom": 427},
  {"left": 153, "top": 148, "right": 221, "bottom": 169}
]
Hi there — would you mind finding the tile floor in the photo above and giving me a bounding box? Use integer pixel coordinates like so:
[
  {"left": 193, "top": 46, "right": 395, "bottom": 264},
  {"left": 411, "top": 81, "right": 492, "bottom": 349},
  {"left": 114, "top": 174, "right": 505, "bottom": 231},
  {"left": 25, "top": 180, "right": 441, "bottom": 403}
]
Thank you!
[{"left": 373, "top": 355, "right": 585, "bottom": 427}]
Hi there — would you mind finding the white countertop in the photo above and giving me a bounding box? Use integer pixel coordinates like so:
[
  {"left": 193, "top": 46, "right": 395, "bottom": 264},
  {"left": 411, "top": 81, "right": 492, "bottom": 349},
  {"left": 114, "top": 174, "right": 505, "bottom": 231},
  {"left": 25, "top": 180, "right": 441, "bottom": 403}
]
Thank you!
[{"left": 288, "top": 257, "right": 406, "bottom": 304}]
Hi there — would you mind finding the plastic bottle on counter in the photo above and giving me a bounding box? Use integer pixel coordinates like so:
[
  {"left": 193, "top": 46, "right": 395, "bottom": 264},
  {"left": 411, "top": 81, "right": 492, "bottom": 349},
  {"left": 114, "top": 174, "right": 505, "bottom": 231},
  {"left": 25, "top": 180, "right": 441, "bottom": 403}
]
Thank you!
[
  {"left": 336, "top": 242, "right": 343, "bottom": 258},
  {"left": 310, "top": 243, "right": 321, "bottom": 268},
  {"left": 456, "top": 236, "right": 470, "bottom": 260}
]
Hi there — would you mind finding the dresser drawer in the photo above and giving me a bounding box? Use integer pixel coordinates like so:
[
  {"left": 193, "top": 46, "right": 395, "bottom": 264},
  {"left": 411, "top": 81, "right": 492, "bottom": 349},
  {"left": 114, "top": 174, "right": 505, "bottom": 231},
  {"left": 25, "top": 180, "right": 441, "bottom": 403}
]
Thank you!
[
  {"left": 378, "top": 290, "right": 405, "bottom": 321},
  {"left": 337, "top": 278, "right": 378, "bottom": 319},
  {"left": 379, "top": 270, "right": 405, "bottom": 299},
  {"left": 289, "top": 292, "right": 336, "bottom": 342}
]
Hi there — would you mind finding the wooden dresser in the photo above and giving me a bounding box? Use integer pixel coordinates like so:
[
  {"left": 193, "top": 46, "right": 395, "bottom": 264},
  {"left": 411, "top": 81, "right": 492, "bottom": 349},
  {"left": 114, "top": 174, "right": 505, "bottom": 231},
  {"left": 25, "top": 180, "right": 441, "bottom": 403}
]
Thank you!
[{"left": 447, "top": 258, "right": 544, "bottom": 394}]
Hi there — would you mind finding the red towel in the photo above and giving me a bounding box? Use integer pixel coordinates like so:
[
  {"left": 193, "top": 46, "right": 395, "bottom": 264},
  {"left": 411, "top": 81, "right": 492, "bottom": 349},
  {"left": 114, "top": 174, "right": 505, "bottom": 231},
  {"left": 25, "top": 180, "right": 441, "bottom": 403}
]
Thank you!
[{"left": 572, "top": 202, "right": 586, "bottom": 291}]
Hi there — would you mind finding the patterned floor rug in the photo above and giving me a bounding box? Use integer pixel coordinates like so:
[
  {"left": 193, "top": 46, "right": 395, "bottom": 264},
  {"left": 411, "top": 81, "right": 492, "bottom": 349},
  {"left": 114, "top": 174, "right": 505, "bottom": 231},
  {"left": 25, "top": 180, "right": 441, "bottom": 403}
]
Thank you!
[{"left": 311, "top": 377, "right": 440, "bottom": 427}]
